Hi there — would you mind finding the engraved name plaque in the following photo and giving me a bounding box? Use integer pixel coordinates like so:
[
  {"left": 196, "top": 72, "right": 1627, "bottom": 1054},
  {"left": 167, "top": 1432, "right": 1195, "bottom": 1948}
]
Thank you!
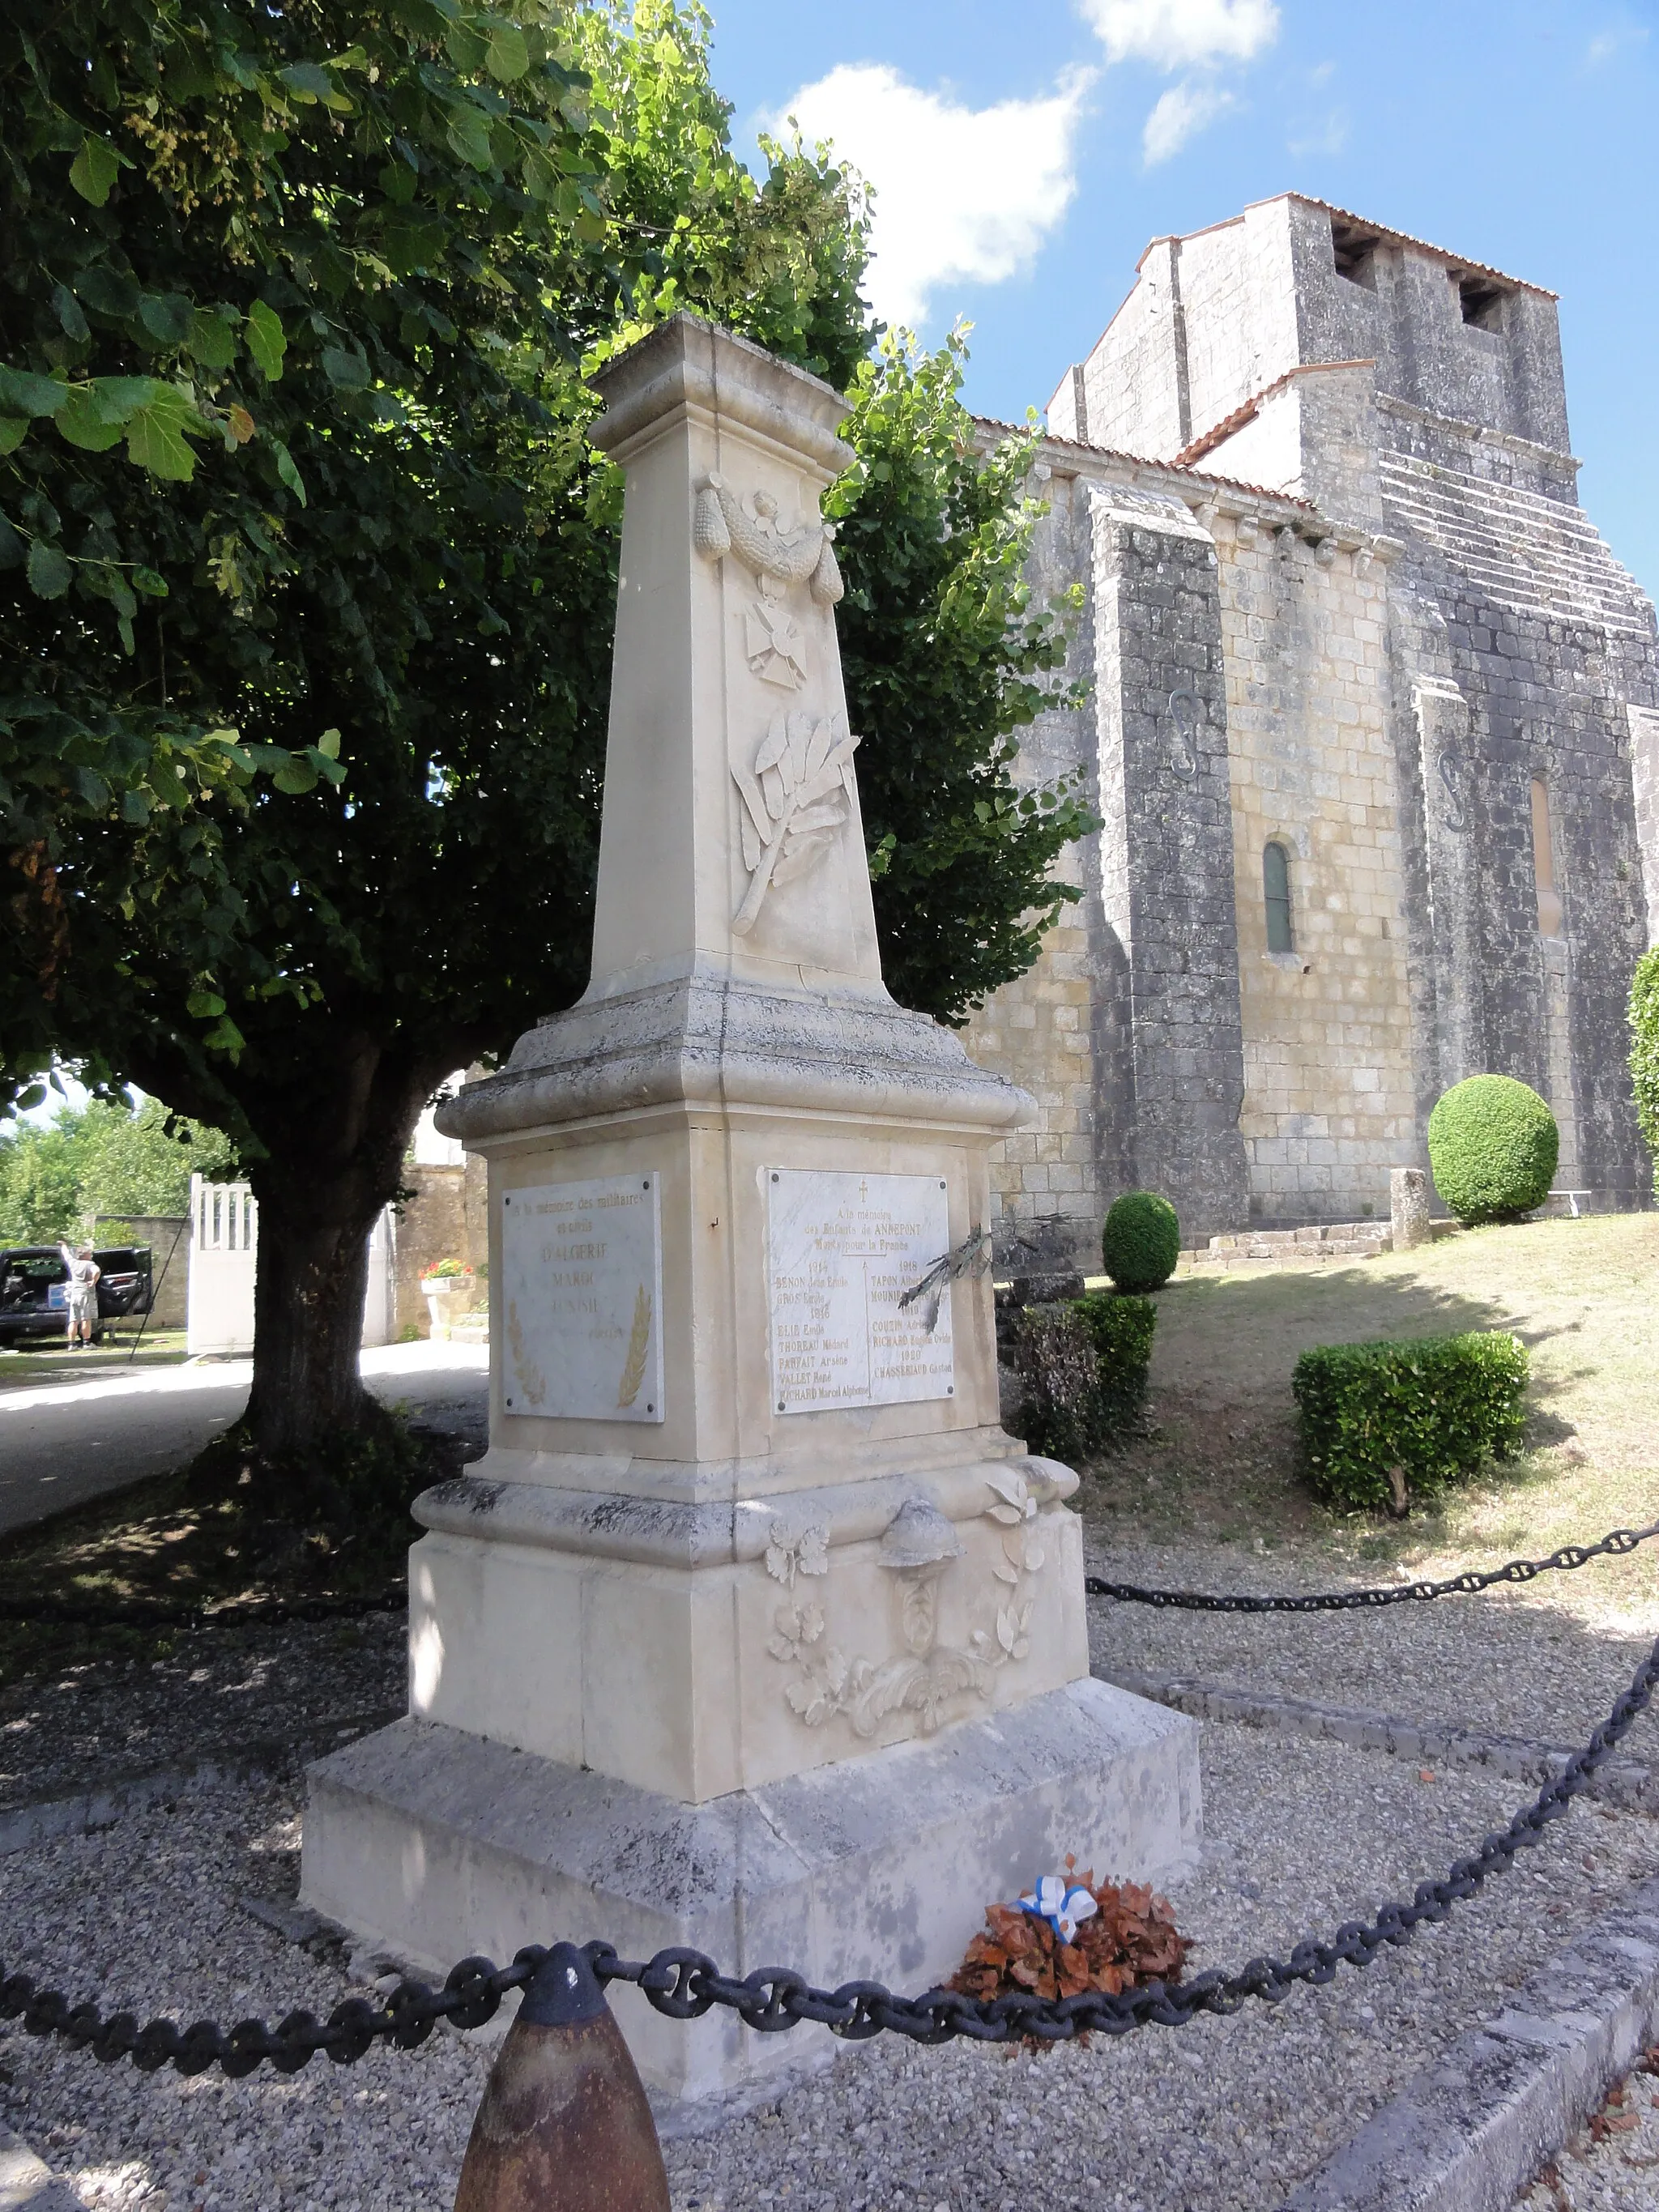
[
  {"left": 766, "top": 1168, "right": 954, "bottom": 1414},
  {"left": 501, "top": 1173, "right": 663, "bottom": 1421}
]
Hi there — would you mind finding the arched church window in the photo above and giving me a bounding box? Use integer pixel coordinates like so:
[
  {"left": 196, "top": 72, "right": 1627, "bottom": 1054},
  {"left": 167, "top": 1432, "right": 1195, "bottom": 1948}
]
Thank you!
[
  {"left": 1263, "top": 840, "right": 1294, "bottom": 953},
  {"left": 1530, "top": 779, "right": 1563, "bottom": 938}
]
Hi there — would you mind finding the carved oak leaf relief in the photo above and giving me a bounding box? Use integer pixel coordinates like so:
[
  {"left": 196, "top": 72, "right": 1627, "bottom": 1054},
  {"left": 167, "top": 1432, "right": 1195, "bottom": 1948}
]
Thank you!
[
  {"left": 730, "top": 710, "right": 859, "bottom": 936},
  {"left": 764, "top": 1518, "right": 831, "bottom": 1590}
]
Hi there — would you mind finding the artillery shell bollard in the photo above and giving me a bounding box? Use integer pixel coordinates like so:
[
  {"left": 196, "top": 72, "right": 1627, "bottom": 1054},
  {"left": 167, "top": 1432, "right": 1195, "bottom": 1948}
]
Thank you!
[{"left": 453, "top": 1944, "right": 670, "bottom": 2212}]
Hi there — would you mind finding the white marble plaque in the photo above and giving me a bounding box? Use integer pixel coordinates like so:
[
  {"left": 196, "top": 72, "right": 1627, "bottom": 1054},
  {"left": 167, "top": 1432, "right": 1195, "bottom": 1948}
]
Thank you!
[
  {"left": 501, "top": 1174, "right": 663, "bottom": 1421},
  {"left": 767, "top": 1169, "right": 954, "bottom": 1413}
]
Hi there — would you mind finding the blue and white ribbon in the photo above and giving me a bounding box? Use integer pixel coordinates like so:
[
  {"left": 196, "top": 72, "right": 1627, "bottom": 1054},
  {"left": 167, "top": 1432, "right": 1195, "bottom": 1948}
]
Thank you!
[{"left": 1017, "top": 1874, "right": 1099, "bottom": 1946}]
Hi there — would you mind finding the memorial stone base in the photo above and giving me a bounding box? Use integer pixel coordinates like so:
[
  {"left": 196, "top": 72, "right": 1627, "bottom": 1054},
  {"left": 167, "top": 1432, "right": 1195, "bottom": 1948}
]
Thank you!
[
  {"left": 304, "top": 1679, "right": 1197, "bottom": 2118},
  {"left": 298, "top": 316, "right": 1201, "bottom": 2115}
]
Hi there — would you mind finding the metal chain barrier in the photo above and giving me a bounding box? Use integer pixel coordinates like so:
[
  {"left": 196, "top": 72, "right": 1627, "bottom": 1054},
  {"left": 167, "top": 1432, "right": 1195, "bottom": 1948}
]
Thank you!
[
  {"left": 4, "top": 1623, "right": 1657, "bottom": 2071},
  {"left": 7, "top": 1515, "right": 1653, "bottom": 1635},
  {"left": 1085, "top": 1518, "right": 1659, "bottom": 1613}
]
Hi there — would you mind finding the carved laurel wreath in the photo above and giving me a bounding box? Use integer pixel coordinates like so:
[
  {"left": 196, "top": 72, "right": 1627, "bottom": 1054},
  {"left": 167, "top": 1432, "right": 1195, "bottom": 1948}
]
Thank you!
[{"left": 693, "top": 475, "right": 844, "bottom": 605}]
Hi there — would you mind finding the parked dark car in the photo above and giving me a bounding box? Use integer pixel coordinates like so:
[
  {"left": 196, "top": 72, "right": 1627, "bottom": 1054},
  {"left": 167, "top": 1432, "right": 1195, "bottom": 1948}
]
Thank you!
[{"left": 0, "top": 1245, "right": 155, "bottom": 1348}]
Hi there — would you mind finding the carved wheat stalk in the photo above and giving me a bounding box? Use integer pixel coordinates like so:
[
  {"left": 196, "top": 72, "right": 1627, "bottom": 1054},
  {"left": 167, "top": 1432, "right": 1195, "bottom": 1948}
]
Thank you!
[{"left": 616, "top": 1285, "right": 651, "bottom": 1409}]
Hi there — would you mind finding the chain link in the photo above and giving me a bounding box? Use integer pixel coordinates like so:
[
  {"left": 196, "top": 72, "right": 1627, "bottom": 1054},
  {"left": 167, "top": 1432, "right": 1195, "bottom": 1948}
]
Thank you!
[
  {"left": 1085, "top": 1519, "right": 1659, "bottom": 1613},
  {"left": 4, "top": 1625, "right": 1656, "bottom": 2071}
]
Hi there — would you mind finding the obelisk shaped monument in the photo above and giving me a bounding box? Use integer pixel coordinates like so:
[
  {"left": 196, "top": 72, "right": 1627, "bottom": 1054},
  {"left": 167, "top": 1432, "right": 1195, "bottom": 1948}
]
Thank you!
[{"left": 301, "top": 316, "right": 1197, "bottom": 2114}]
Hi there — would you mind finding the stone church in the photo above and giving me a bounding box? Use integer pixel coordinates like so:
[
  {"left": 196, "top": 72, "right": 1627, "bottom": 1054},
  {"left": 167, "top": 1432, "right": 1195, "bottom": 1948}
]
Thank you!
[{"left": 962, "top": 191, "right": 1659, "bottom": 1272}]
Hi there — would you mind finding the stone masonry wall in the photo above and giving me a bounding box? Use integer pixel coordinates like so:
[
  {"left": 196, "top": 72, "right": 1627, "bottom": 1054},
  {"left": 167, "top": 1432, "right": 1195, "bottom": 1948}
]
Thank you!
[
  {"left": 392, "top": 1157, "right": 488, "bottom": 1335},
  {"left": 964, "top": 467, "right": 1117, "bottom": 1276},
  {"left": 1090, "top": 486, "right": 1248, "bottom": 1237},
  {"left": 1382, "top": 440, "right": 1657, "bottom": 1206},
  {"left": 1013, "top": 198, "right": 1659, "bottom": 1247},
  {"left": 1214, "top": 515, "right": 1416, "bottom": 1222}
]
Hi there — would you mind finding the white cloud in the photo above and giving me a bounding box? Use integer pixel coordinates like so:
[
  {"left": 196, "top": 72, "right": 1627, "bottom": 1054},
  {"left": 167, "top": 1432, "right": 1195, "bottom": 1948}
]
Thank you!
[
  {"left": 1081, "top": 0, "right": 1280, "bottom": 69},
  {"left": 1141, "top": 79, "right": 1235, "bottom": 164},
  {"left": 1585, "top": 21, "right": 1648, "bottom": 66},
  {"left": 773, "top": 63, "right": 1094, "bottom": 329},
  {"left": 1286, "top": 106, "right": 1349, "bottom": 159}
]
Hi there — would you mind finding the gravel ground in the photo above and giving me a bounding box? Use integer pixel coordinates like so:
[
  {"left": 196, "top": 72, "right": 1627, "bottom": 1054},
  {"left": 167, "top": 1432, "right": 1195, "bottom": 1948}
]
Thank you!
[
  {"left": 0, "top": 1617, "right": 406, "bottom": 1812},
  {"left": 1514, "top": 2062, "right": 1659, "bottom": 2209},
  {"left": 1085, "top": 1531, "right": 1659, "bottom": 1749},
  {"left": 4, "top": 1720, "right": 1657, "bottom": 2211}
]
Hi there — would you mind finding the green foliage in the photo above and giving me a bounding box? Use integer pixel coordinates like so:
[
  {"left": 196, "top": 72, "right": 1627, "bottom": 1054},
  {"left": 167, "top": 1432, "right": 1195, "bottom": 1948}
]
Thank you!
[
  {"left": 2, "top": 0, "right": 872, "bottom": 1124},
  {"left": 1010, "top": 1291, "right": 1156, "bottom": 1461},
  {"left": 0, "top": 1094, "right": 234, "bottom": 1240},
  {"left": 1427, "top": 1075, "right": 1559, "bottom": 1225},
  {"left": 830, "top": 330, "right": 1096, "bottom": 1022},
  {"left": 1293, "top": 1332, "right": 1529, "bottom": 1511},
  {"left": 1631, "top": 948, "right": 1659, "bottom": 1200},
  {"left": 1102, "top": 1191, "right": 1181, "bottom": 1294},
  {"left": 1073, "top": 1290, "right": 1158, "bottom": 1429}
]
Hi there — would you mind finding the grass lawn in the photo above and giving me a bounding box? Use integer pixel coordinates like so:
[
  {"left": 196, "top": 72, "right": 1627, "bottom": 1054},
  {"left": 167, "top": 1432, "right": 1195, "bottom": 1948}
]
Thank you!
[{"left": 1076, "top": 1212, "right": 1659, "bottom": 1626}]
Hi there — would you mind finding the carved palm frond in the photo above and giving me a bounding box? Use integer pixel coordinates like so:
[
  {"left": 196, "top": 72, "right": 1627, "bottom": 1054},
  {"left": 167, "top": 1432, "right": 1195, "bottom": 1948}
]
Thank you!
[
  {"left": 616, "top": 1283, "right": 651, "bottom": 1409},
  {"left": 731, "top": 710, "right": 860, "bottom": 935}
]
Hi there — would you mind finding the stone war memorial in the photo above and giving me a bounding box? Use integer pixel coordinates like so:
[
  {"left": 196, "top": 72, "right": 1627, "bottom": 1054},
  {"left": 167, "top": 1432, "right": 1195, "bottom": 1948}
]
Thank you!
[{"left": 300, "top": 314, "right": 1198, "bottom": 2114}]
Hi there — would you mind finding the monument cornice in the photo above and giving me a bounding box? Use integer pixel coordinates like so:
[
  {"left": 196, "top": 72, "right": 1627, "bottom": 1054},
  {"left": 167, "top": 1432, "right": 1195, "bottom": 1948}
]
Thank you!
[
  {"left": 589, "top": 311, "right": 855, "bottom": 479},
  {"left": 411, "top": 1455, "right": 1078, "bottom": 1567},
  {"left": 438, "top": 969, "right": 1034, "bottom": 1143}
]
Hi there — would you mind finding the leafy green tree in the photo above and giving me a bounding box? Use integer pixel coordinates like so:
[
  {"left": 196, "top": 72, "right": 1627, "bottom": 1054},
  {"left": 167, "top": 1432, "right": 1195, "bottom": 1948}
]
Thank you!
[
  {"left": 0, "top": 1116, "right": 83, "bottom": 1243},
  {"left": 5, "top": 6, "right": 1090, "bottom": 1474},
  {"left": 830, "top": 330, "right": 1091, "bottom": 1021},
  {"left": 0, "top": 1094, "right": 234, "bottom": 1240},
  {"left": 2, "top": 0, "right": 872, "bottom": 1461}
]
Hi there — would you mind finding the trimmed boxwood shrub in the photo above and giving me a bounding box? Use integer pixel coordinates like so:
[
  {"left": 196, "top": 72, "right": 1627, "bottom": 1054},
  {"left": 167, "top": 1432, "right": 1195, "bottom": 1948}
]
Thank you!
[
  {"left": 1631, "top": 948, "right": 1659, "bottom": 1200},
  {"left": 1427, "top": 1075, "right": 1559, "bottom": 1224},
  {"left": 1102, "top": 1191, "right": 1180, "bottom": 1293},
  {"left": 1293, "top": 1331, "right": 1529, "bottom": 1511},
  {"left": 1013, "top": 1292, "right": 1157, "bottom": 1461}
]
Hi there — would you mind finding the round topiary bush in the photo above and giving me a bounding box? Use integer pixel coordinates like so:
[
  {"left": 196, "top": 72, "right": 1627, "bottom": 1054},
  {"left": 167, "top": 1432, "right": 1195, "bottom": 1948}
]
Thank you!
[
  {"left": 1102, "top": 1191, "right": 1180, "bottom": 1293},
  {"left": 1427, "top": 1075, "right": 1559, "bottom": 1225}
]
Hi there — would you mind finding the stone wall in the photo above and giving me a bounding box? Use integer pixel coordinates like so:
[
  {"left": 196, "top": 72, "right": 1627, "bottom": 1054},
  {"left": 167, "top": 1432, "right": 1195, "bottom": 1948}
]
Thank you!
[
  {"left": 1007, "top": 194, "right": 1659, "bottom": 1247},
  {"left": 391, "top": 1157, "right": 488, "bottom": 1335},
  {"left": 1088, "top": 485, "right": 1247, "bottom": 1234},
  {"left": 1381, "top": 462, "right": 1656, "bottom": 1205},
  {"left": 1214, "top": 516, "right": 1416, "bottom": 1223},
  {"left": 92, "top": 1213, "right": 189, "bottom": 1327}
]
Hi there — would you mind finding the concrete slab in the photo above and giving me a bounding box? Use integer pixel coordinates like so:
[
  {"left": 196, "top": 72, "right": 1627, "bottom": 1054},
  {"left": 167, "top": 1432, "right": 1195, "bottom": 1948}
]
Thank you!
[{"left": 301, "top": 1677, "right": 1200, "bottom": 2120}]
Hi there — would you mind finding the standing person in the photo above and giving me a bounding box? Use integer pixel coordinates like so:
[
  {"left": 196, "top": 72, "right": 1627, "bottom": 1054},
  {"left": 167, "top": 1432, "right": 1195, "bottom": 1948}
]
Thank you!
[{"left": 58, "top": 1242, "right": 100, "bottom": 1349}]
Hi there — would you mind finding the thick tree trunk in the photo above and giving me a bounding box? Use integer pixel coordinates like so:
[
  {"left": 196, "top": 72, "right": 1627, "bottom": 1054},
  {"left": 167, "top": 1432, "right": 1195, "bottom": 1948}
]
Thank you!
[
  {"left": 241, "top": 1169, "right": 390, "bottom": 1453},
  {"left": 237, "top": 1049, "right": 450, "bottom": 1460}
]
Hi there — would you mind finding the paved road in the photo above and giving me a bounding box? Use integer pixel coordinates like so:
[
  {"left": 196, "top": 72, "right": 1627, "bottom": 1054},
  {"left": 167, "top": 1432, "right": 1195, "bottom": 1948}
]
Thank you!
[{"left": 0, "top": 1341, "right": 489, "bottom": 1536}]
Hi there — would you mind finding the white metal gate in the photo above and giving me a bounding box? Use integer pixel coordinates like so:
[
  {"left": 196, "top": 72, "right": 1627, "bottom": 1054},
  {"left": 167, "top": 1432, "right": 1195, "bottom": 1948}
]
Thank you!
[{"left": 186, "top": 1178, "right": 396, "bottom": 1357}]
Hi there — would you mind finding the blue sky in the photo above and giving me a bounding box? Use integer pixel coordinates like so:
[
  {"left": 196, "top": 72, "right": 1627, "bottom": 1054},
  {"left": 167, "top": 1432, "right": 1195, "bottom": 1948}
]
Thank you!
[{"left": 705, "top": 0, "right": 1659, "bottom": 597}]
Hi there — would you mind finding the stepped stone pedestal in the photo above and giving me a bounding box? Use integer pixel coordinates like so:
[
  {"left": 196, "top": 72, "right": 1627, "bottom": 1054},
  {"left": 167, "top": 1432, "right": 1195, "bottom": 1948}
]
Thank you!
[{"left": 300, "top": 314, "right": 1199, "bottom": 2116}]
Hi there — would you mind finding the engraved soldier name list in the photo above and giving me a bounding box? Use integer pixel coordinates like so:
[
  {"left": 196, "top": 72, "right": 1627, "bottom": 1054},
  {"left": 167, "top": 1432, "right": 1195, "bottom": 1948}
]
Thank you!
[
  {"left": 767, "top": 1169, "right": 954, "bottom": 1413},
  {"left": 501, "top": 1173, "right": 663, "bottom": 1421}
]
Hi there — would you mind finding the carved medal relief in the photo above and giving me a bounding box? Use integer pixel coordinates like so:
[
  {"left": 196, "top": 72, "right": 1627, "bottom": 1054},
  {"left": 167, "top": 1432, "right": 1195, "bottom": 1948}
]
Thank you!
[
  {"left": 762, "top": 1473, "right": 1050, "bottom": 1741},
  {"left": 693, "top": 472, "right": 858, "bottom": 936}
]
